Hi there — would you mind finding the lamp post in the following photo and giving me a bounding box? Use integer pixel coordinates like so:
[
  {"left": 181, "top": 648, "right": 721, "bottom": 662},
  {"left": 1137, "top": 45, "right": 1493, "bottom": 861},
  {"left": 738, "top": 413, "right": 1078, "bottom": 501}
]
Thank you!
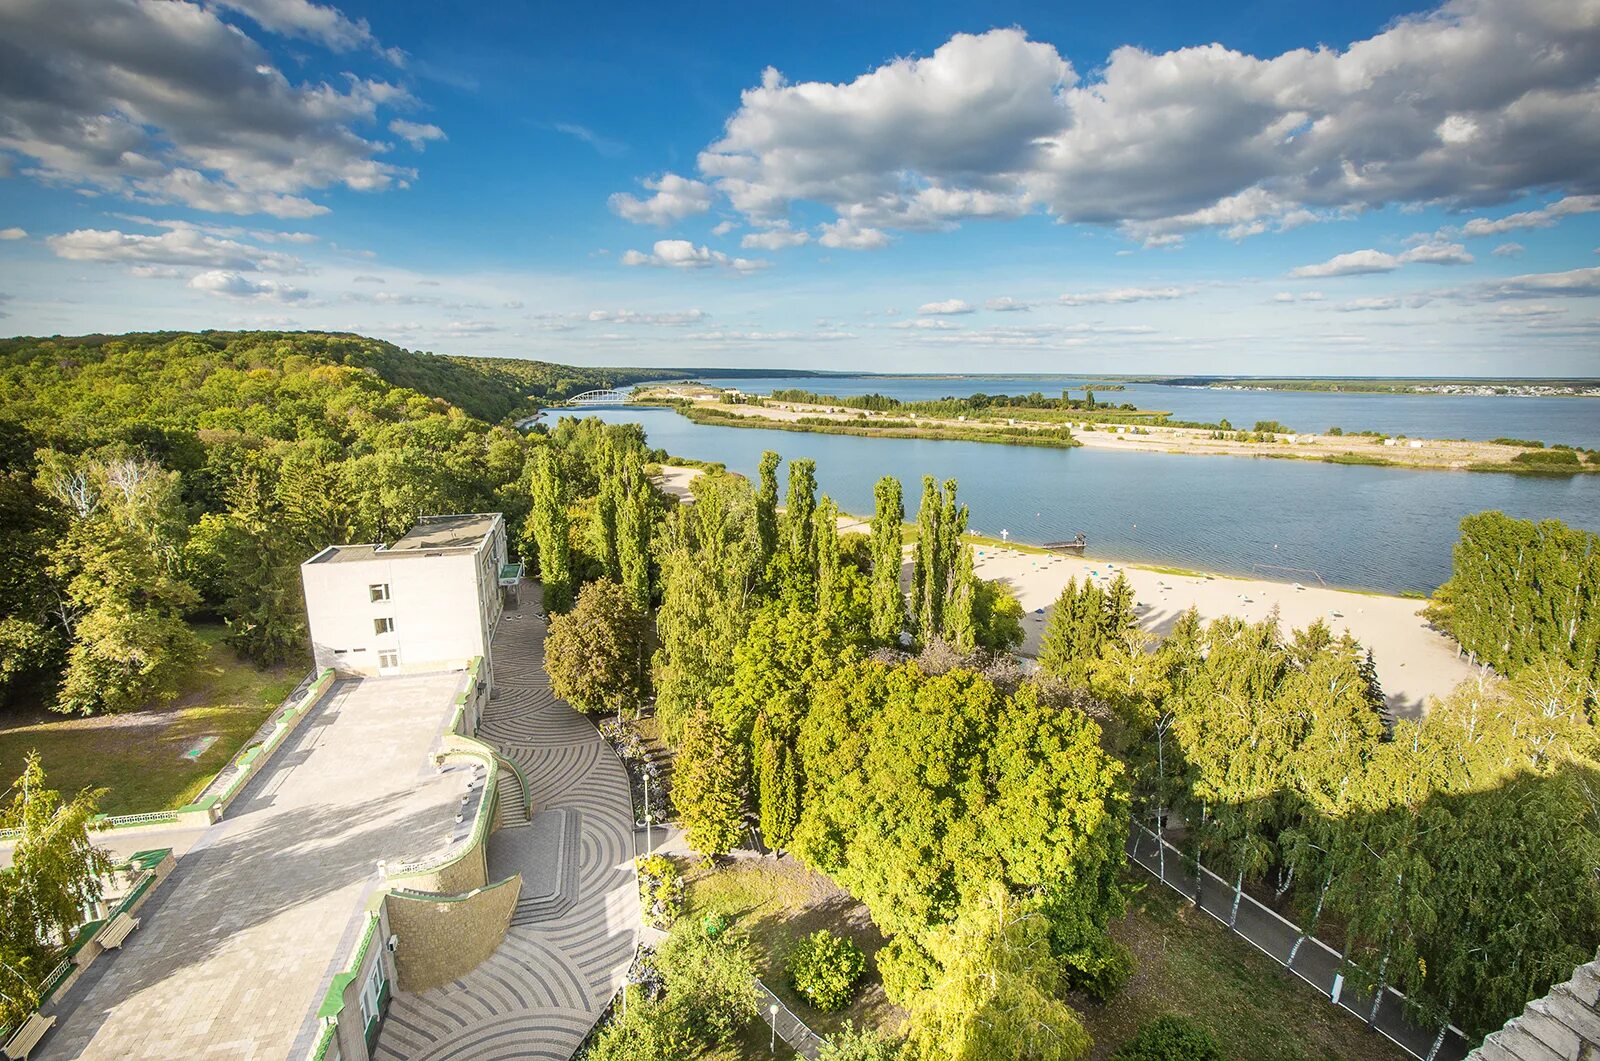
[
  {"left": 643, "top": 773, "right": 652, "bottom": 854},
  {"left": 769, "top": 1002, "right": 779, "bottom": 1053}
]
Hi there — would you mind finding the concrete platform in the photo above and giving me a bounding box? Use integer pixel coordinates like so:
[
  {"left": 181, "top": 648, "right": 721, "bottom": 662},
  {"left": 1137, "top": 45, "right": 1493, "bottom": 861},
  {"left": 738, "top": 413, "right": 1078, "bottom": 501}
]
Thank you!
[{"left": 35, "top": 673, "right": 470, "bottom": 1061}]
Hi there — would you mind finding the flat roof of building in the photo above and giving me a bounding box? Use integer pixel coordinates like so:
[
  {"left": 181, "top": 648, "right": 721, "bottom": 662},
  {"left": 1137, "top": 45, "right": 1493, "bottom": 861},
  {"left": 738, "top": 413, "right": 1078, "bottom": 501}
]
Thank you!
[
  {"left": 389, "top": 513, "right": 501, "bottom": 553},
  {"left": 305, "top": 513, "right": 501, "bottom": 565}
]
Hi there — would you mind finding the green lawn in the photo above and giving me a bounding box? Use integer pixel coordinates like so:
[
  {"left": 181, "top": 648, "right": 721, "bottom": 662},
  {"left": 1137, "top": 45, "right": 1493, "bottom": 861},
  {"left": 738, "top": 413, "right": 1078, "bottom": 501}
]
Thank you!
[
  {"left": 681, "top": 859, "right": 1408, "bottom": 1061},
  {"left": 1073, "top": 872, "right": 1410, "bottom": 1061},
  {"left": 0, "top": 625, "right": 300, "bottom": 814},
  {"left": 683, "top": 855, "right": 902, "bottom": 1047}
]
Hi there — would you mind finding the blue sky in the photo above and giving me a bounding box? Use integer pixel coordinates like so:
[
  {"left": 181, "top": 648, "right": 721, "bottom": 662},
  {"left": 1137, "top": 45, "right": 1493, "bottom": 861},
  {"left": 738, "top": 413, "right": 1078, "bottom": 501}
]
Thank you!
[{"left": 1, "top": 0, "right": 1597, "bottom": 374}]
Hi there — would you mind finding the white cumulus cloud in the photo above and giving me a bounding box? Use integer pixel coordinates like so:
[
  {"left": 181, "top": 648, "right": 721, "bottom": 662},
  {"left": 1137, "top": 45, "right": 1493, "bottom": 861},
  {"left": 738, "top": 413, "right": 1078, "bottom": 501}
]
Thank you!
[
  {"left": 918, "top": 299, "right": 973, "bottom": 315},
  {"left": 1058, "top": 286, "right": 1188, "bottom": 305},
  {"left": 620, "top": 239, "right": 769, "bottom": 273},
  {"left": 189, "top": 269, "right": 308, "bottom": 301},
  {"left": 609, "top": 174, "right": 714, "bottom": 225},
  {"left": 389, "top": 120, "right": 446, "bottom": 150}
]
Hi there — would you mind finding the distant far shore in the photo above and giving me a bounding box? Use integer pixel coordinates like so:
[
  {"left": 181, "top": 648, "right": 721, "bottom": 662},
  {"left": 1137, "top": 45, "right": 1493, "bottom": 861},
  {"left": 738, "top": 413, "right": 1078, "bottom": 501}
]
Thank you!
[{"left": 622, "top": 384, "right": 1600, "bottom": 477}]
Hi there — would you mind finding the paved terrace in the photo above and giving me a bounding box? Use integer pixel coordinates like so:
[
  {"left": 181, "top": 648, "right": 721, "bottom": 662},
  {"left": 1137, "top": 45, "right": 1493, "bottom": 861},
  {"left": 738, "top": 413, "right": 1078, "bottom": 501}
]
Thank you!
[
  {"left": 377, "top": 589, "right": 640, "bottom": 1061},
  {"left": 36, "top": 672, "right": 471, "bottom": 1061}
]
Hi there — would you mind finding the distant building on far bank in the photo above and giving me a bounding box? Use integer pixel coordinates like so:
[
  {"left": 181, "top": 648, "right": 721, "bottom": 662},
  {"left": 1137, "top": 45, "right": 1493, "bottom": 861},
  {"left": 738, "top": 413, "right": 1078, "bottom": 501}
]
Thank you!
[{"left": 300, "top": 513, "right": 521, "bottom": 690}]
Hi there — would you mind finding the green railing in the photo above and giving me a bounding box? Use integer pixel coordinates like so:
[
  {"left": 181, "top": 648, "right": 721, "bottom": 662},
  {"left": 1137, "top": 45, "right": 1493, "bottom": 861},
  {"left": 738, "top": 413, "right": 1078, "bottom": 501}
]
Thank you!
[{"left": 309, "top": 909, "right": 383, "bottom": 1060}]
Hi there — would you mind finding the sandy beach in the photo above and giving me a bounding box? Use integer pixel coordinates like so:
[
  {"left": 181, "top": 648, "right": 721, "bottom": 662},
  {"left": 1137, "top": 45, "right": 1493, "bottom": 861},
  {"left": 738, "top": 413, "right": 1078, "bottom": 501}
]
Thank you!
[{"left": 970, "top": 546, "right": 1477, "bottom": 718}]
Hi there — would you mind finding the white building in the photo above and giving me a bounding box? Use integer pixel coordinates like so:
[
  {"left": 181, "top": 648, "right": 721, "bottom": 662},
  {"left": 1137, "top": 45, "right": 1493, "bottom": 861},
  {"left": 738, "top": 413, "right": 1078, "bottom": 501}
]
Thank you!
[{"left": 300, "top": 513, "right": 519, "bottom": 690}]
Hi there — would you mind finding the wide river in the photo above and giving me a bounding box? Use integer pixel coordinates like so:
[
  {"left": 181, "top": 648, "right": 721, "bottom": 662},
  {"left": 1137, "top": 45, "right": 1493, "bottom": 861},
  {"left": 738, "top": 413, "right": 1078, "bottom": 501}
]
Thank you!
[
  {"left": 578, "top": 398, "right": 1600, "bottom": 594},
  {"left": 700, "top": 374, "right": 1600, "bottom": 449}
]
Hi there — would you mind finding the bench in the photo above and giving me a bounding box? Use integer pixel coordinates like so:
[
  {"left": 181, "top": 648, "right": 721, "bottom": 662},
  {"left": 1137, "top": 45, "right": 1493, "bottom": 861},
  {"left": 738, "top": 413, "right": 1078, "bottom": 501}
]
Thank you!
[
  {"left": 2, "top": 1013, "right": 56, "bottom": 1060},
  {"left": 96, "top": 912, "right": 140, "bottom": 950}
]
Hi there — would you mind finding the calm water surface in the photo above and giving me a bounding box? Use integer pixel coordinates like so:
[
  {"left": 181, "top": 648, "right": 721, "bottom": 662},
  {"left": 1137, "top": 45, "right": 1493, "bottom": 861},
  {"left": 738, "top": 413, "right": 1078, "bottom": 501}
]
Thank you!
[
  {"left": 580, "top": 405, "right": 1600, "bottom": 594},
  {"left": 695, "top": 375, "right": 1600, "bottom": 449}
]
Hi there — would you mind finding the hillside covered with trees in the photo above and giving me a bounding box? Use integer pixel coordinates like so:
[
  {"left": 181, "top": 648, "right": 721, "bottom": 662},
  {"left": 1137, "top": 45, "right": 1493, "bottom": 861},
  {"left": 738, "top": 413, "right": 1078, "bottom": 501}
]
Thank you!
[{"left": 0, "top": 330, "right": 662, "bottom": 715}]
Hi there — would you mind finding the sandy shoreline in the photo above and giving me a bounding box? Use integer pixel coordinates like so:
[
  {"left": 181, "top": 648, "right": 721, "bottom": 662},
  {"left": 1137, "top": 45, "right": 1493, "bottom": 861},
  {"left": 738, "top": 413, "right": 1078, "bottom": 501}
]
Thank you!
[
  {"left": 656, "top": 465, "right": 1477, "bottom": 718},
  {"left": 970, "top": 545, "right": 1476, "bottom": 719}
]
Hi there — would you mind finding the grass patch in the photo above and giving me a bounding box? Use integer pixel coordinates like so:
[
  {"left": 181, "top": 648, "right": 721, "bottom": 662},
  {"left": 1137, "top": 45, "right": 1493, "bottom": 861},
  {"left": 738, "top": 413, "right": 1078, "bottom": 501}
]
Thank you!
[
  {"left": 682, "top": 855, "right": 902, "bottom": 1043},
  {"left": 1320, "top": 453, "right": 1395, "bottom": 467},
  {"left": 1074, "top": 872, "right": 1409, "bottom": 1061},
  {"left": 0, "top": 625, "right": 299, "bottom": 813}
]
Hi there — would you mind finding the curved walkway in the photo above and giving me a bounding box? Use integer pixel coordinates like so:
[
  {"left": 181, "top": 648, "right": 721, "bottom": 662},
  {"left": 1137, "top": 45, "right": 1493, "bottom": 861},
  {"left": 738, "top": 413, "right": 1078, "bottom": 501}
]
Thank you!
[{"left": 376, "top": 588, "right": 640, "bottom": 1061}]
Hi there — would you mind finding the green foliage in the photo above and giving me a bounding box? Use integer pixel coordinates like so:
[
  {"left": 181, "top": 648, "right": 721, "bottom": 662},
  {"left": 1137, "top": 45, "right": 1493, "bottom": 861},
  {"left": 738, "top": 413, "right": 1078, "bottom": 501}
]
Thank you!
[
  {"left": 674, "top": 710, "right": 748, "bottom": 858},
  {"left": 544, "top": 579, "right": 649, "bottom": 715},
  {"left": 794, "top": 659, "right": 1127, "bottom": 982},
  {"left": 0, "top": 753, "right": 114, "bottom": 1029},
  {"left": 653, "top": 471, "right": 761, "bottom": 743},
  {"left": 817, "top": 1021, "right": 901, "bottom": 1061},
  {"left": 1252, "top": 420, "right": 1292, "bottom": 434},
  {"left": 786, "top": 929, "right": 867, "bottom": 1011},
  {"left": 904, "top": 887, "right": 1092, "bottom": 1061},
  {"left": 527, "top": 449, "right": 574, "bottom": 612},
  {"left": 869, "top": 476, "right": 905, "bottom": 645},
  {"left": 581, "top": 986, "right": 696, "bottom": 1061},
  {"left": 1428, "top": 512, "right": 1599, "bottom": 685},
  {"left": 972, "top": 578, "right": 1025, "bottom": 652},
  {"left": 654, "top": 920, "right": 761, "bottom": 1044},
  {"left": 1109, "top": 1015, "right": 1222, "bottom": 1061},
  {"left": 636, "top": 854, "right": 685, "bottom": 930},
  {"left": 755, "top": 450, "right": 781, "bottom": 574},
  {"left": 1037, "top": 574, "right": 1137, "bottom": 688}
]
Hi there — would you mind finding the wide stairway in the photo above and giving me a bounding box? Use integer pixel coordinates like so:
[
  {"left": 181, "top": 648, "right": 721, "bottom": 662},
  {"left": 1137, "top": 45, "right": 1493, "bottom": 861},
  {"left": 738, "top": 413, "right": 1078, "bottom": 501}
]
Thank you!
[{"left": 375, "top": 591, "right": 640, "bottom": 1061}]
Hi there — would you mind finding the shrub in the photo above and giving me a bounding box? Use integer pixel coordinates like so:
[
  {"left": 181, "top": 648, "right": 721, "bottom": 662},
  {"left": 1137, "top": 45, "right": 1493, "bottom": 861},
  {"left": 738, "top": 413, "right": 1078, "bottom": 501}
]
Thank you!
[
  {"left": 787, "top": 929, "right": 868, "bottom": 1011},
  {"left": 581, "top": 987, "right": 695, "bottom": 1061},
  {"left": 1512, "top": 448, "right": 1581, "bottom": 467},
  {"left": 636, "top": 854, "right": 684, "bottom": 929},
  {"left": 1492, "top": 437, "right": 1544, "bottom": 448},
  {"left": 655, "top": 920, "right": 760, "bottom": 1044},
  {"left": 1110, "top": 1015, "right": 1223, "bottom": 1061},
  {"left": 818, "top": 1021, "right": 900, "bottom": 1061},
  {"left": 1253, "top": 419, "right": 1292, "bottom": 434},
  {"left": 1060, "top": 932, "right": 1135, "bottom": 1001}
]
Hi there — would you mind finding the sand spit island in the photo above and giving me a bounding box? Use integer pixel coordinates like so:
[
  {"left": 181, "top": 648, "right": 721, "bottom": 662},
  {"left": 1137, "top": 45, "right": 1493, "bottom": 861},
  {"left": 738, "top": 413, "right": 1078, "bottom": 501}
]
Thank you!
[{"left": 626, "top": 383, "right": 1600, "bottom": 476}]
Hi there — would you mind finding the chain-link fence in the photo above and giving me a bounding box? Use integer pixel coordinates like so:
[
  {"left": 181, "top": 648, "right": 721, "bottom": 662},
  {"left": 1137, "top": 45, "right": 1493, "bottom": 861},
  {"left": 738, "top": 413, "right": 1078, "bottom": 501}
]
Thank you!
[{"left": 1126, "top": 822, "right": 1472, "bottom": 1061}]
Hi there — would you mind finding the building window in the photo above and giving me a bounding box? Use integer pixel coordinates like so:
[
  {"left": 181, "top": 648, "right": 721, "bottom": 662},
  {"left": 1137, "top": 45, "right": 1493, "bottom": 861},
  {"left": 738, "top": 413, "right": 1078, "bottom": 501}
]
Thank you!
[
  {"left": 374, "top": 617, "right": 394, "bottom": 635},
  {"left": 379, "top": 650, "right": 398, "bottom": 669},
  {"left": 369, "top": 583, "right": 390, "bottom": 602}
]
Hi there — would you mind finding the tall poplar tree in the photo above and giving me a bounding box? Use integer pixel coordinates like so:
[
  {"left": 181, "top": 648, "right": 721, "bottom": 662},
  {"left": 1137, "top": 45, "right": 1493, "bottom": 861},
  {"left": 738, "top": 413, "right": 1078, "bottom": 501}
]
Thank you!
[
  {"left": 755, "top": 450, "right": 781, "bottom": 573},
  {"left": 527, "top": 449, "right": 573, "bottom": 612},
  {"left": 911, "top": 476, "right": 942, "bottom": 642},
  {"left": 869, "top": 476, "right": 905, "bottom": 645}
]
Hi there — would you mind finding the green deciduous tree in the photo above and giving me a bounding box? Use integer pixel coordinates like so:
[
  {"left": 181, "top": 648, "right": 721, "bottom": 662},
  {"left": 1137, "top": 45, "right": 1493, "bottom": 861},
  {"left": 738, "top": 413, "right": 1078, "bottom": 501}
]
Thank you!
[
  {"left": 544, "top": 578, "right": 649, "bottom": 717},
  {"left": 904, "top": 887, "right": 1092, "bottom": 1061},
  {"left": 0, "top": 754, "right": 113, "bottom": 1029},
  {"left": 755, "top": 450, "right": 781, "bottom": 573},
  {"left": 674, "top": 709, "right": 748, "bottom": 858}
]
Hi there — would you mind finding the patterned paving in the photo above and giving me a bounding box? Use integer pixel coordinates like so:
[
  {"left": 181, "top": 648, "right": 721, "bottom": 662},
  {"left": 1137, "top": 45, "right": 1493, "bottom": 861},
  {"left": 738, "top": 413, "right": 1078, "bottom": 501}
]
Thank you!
[{"left": 376, "top": 589, "right": 640, "bottom": 1061}]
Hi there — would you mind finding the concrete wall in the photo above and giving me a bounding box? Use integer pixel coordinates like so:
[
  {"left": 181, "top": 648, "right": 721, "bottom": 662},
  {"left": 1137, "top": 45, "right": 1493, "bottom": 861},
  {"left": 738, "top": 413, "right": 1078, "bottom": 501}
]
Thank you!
[
  {"left": 329, "top": 905, "right": 399, "bottom": 1061},
  {"left": 303, "top": 552, "right": 488, "bottom": 678},
  {"left": 385, "top": 876, "right": 521, "bottom": 993}
]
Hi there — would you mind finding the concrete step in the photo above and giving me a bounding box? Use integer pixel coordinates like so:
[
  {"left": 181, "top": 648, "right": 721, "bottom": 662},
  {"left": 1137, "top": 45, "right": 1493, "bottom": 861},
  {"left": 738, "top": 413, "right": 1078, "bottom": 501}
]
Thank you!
[{"left": 508, "top": 808, "right": 582, "bottom": 926}]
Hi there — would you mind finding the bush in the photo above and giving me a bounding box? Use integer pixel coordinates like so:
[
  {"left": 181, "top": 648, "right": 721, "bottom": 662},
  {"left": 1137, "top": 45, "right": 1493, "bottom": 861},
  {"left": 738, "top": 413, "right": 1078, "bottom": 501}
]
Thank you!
[
  {"left": 636, "top": 855, "right": 684, "bottom": 929},
  {"left": 581, "top": 987, "right": 695, "bottom": 1061},
  {"left": 787, "top": 929, "right": 868, "bottom": 1011},
  {"left": 1110, "top": 1015, "right": 1223, "bottom": 1061},
  {"left": 1512, "top": 448, "right": 1581, "bottom": 467},
  {"left": 818, "top": 1021, "right": 900, "bottom": 1061},
  {"left": 655, "top": 920, "right": 760, "bottom": 1044},
  {"left": 1253, "top": 420, "right": 1292, "bottom": 434},
  {"left": 1060, "top": 932, "right": 1135, "bottom": 1001}
]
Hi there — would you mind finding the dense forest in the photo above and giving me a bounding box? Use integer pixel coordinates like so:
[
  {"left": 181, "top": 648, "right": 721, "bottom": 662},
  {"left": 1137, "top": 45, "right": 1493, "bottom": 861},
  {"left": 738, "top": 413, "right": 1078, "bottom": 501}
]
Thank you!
[{"left": 0, "top": 330, "right": 662, "bottom": 714}]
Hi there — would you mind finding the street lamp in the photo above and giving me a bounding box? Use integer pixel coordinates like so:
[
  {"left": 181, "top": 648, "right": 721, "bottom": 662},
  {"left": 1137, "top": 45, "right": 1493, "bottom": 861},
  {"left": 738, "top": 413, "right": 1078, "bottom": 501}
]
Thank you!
[{"left": 769, "top": 1003, "right": 779, "bottom": 1053}]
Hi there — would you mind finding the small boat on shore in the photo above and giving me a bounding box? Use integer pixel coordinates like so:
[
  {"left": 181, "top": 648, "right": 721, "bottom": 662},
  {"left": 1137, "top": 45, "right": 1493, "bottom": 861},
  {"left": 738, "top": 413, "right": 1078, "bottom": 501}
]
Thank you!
[{"left": 1044, "top": 532, "right": 1088, "bottom": 553}]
